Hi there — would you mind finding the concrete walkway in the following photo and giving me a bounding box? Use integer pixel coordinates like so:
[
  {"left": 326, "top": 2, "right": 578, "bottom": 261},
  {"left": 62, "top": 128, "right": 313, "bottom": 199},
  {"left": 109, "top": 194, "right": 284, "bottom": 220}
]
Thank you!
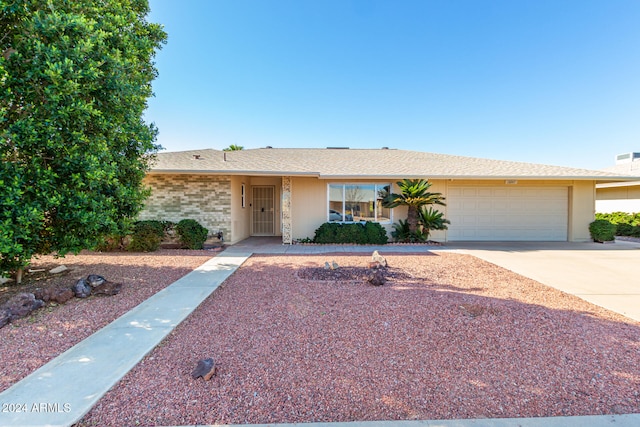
[
  {"left": 0, "top": 252, "right": 251, "bottom": 427},
  {"left": 1, "top": 238, "right": 639, "bottom": 427}
]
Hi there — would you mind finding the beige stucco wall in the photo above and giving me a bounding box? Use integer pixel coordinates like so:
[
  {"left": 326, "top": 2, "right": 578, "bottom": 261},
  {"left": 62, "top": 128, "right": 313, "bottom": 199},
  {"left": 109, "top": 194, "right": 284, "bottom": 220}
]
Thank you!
[
  {"left": 567, "top": 180, "right": 595, "bottom": 242},
  {"left": 229, "top": 175, "right": 250, "bottom": 244},
  {"left": 596, "top": 185, "right": 640, "bottom": 214},
  {"left": 142, "top": 175, "right": 597, "bottom": 244},
  {"left": 290, "top": 178, "right": 596, "bottom": 242},
  {"left": 139, "top": 174, "right": 232, "bottom": 241}
]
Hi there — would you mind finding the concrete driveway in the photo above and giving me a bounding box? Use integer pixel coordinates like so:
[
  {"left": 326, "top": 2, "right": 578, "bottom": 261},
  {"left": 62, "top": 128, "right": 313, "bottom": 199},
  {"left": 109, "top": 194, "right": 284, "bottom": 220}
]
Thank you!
[{"left": 446, "top": 240, "right": 640, "bottom": 322}]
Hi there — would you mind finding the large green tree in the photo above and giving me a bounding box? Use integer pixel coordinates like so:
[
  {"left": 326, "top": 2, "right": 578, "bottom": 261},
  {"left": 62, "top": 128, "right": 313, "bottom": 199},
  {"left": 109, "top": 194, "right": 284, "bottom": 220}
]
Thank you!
[{"left": 0, "top": 0, "right": 167, "bottom": 281}]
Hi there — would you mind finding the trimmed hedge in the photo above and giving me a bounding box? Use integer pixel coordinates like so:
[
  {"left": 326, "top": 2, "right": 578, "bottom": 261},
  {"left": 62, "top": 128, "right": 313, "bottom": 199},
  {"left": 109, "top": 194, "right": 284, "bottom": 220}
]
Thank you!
[
  {"left": 595, "top": 212, "right": 640, "bottom": 237},
  {"left": 175, "top": 219, "right": 209, "bottom": 249},
  {"left": 313, "top": 221, "right": 388, "bottom": 244},
  {"left": 589, "top": 219, "right": 616, "bottom": 242},
  {"left": 128, "top": 220, "right": 166, "bottom": 252}
]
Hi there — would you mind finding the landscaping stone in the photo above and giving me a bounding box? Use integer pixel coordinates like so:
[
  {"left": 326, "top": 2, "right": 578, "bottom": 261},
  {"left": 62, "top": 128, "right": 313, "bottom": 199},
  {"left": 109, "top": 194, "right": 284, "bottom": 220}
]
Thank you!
[
  {"left": 49, "top": 265, "right": 68, "bottom": 274},
  {"left": 72, "top": 279, "right": 92, "bottom": 298},
  {"left": 86, "top": 274, "right": 106, "bottom": 287},
  {"left": 371, "top": 250, "right": 387, "bottom": 268},
  {"left": 0, "top": 307, "right": 10, "bottom": 328},
  {"left": 92, "top": 280, "right": 123, "bottom": 296},
  {"left": 192, "top": 357, "right": 217, "bottom": 380},
  {"left": 51, "top": 288, "right": 74, "bottom": 304},
  {"left": 366, "top": 269, "right": 386, "bottom": 286},
  {"left": 3, "top": 292, "right": 45, "bottom": 321}
]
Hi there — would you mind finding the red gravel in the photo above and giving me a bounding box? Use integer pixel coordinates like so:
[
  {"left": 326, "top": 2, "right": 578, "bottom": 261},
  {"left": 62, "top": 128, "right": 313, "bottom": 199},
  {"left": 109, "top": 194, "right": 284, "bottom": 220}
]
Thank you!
[
  {"left": 0, "top": 250, "right": 214, "bottom": 393},
  {"left": 78, "top": 253, "right": 640, "bottom": 426}
]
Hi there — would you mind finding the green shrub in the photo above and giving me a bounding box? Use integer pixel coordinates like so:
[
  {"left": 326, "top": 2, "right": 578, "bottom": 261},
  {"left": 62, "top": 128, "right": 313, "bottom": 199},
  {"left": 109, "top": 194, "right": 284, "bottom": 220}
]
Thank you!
[
  {"left": 313, "top": 221, "right": 388, "bottom": 244},
  {"left": 127, "top": 220, "right": 165, "bottom": 252},
  {"left": 363, "top": 221, "right": 388, "bottom": 244},
  {"left": 418, "top": 207, "right": 450, "bottom": 239},
  {"left": 595, "top": 212, "right": 640, "bottom": 226},
  {"left": 175, "top": 219, "right": 209, "bottom": 249},
  {"left": 94, "top": 234, "right": 128, "bottom": 251},
  {"left": 391, "top": 219, "right": 427, "bottom": 243},
  {"left": 589, "top": 219, "right": 616, "bottom": 242},
  {"left": 595, "top": 212, "right": 640, "bottom": 237}
]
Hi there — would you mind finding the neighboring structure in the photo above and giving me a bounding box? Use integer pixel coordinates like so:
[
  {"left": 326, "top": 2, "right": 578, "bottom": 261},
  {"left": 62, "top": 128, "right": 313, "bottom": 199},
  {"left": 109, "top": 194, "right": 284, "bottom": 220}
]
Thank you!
[
  {"left": 596, "top": 152, "right": 640, "bottom": 214},
  {"left": 140, "top": 148, "right": 636, "bottom": 244}
]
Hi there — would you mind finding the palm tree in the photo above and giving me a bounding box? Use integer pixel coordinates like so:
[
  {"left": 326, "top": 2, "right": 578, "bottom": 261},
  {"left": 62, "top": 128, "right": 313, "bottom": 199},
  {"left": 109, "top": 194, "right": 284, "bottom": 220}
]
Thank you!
[
  {"left": 382, "top": 179, "right": 446, "bottom": 235},
  {"left": 223, "top": 144, "right": 244, "bottom": 151}
]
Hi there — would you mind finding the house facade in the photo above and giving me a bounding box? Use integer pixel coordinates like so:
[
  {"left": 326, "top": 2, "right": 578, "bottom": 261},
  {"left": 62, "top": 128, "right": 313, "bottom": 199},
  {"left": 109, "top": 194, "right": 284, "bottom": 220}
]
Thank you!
[
  {"left": 140, "top": 148, "right": 634, "bottom": 244},
  {"left": 596, "top": 152, "right": 640, "bottom": 213}
]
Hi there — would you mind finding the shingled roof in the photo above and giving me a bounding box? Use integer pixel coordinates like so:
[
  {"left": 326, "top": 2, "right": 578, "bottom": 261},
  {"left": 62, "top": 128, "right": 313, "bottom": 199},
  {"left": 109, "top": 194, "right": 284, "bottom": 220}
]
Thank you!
[{"left": 150, "top": 148, "right": 635, "bottom": 181}]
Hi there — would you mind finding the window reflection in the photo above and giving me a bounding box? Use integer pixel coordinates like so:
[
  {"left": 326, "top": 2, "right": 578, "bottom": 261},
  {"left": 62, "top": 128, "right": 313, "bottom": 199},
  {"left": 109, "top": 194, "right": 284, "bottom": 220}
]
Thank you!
[{"left": 328, "top": 183, "right": 391, "bottom": 223}]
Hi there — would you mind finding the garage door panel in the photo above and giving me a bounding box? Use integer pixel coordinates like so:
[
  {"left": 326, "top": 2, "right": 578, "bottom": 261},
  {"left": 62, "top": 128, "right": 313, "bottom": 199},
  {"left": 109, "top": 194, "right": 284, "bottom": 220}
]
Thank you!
[{"left": 448, "top": 186, "right": 568, "bottom": 241}]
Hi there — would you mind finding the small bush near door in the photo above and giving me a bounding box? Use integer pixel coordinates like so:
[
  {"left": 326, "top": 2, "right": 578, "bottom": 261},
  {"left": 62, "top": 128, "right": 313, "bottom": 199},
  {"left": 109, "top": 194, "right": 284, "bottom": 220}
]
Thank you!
[
  {"left": 176, "top": 219, "right": 209, "bottom": 249},
  {"left": 313, "top": 222, "right": 388, "bottom": 244},
  {"left": 127, "top": 220, "right": 165, "bottom": 252}
]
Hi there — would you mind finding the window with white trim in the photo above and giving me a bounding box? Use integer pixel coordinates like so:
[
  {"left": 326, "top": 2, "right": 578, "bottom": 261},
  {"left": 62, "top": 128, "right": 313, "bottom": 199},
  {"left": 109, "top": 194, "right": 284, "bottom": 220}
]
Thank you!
[{"left": 328, "top": 183, "right": 391, "bottom": 223}]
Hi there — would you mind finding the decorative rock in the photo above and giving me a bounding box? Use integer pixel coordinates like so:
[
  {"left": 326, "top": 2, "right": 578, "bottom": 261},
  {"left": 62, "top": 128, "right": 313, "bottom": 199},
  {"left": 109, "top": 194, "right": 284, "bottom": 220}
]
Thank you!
[
  {"left": 33, "top": 287, "right": 53, "bottom": 302},
  {"left": 371, "top": 250, "right": 387, "bottom": 268},
  {"left": 192, "top": 357, "right": 217, "bottom": 380},
  {"left": 51, "top": 288, "right": 74, "bottom": 304},
  {"left": 49, "top": 265, "right": 68, "bottom": 274},
  {"left": 72, "top": 279, "right": 92, "bottom": 298},
  {"left": 3, "top": 293, "right": 45, "bottom": 321},
  {"left": 92, "top": 280, "right": 122, "bottom": 296},
  {"left": 324, "top": 262, "right": 331, "bottom": 270},
  {"left": 0, "top": 308, "right": 11, "bottom": 328},
  {"left": 366, "top": 269, "right": 386, "bottom": 287},
  {"left": 0, "top": 277, "right": 13, "bottom": 285},
  {"left": 331, "top": 261, "right": 339, "bottom": 270},
  {"left": 86, "top": 274, "right": 106, "bottom": 287}
]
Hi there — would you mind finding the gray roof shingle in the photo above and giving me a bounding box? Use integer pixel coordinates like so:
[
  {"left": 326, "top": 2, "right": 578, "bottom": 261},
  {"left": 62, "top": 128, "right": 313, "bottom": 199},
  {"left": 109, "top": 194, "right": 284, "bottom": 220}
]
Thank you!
[{"left": 149, "top": 148, "right": 636, "bottom": 181}]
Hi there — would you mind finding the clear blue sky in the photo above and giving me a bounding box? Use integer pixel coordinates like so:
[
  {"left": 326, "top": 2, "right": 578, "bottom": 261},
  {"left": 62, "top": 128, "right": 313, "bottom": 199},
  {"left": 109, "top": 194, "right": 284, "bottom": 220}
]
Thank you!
[{"left": 146, "top": 0, "right": 640, "bottom": 170}]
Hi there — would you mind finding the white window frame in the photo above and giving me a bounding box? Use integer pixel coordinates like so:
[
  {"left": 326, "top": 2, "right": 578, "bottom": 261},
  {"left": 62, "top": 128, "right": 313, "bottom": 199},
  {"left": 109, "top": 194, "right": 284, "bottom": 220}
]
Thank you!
[{"left": 327, "top": 183, "right": 392, "bottom": 224}]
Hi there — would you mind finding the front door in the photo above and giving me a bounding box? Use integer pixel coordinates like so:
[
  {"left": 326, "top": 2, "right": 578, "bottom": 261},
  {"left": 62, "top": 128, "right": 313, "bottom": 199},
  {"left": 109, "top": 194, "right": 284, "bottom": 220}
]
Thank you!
[{"left": 252, "top": 186, "right": 275, "bottom": 235}]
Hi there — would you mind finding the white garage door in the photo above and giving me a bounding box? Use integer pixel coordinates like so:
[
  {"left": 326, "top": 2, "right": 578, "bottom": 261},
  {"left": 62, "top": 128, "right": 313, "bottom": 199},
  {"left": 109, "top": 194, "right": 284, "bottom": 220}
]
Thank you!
[{"left": 447, "top": 187, "right": 568, "bottom": 241}]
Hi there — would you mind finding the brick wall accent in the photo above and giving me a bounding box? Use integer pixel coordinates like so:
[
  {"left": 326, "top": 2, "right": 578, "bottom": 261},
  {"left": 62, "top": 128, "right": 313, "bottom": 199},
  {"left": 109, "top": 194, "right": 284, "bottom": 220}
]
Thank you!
[{"left": 139, "top": 174, "right": 232, "bottom": 240}]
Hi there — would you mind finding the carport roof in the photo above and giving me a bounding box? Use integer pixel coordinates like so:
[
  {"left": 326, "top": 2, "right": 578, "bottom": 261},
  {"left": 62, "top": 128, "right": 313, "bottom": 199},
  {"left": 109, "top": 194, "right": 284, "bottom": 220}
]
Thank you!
[{"left": 150, "top": 148, "right": 637, "bottom": 181}]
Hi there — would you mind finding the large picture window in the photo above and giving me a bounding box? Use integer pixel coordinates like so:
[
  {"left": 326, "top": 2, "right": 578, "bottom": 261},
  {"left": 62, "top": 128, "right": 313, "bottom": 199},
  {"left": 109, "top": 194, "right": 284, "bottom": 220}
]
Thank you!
[{"left": 328, "top": 184, "right": 391, "bottom": 223}]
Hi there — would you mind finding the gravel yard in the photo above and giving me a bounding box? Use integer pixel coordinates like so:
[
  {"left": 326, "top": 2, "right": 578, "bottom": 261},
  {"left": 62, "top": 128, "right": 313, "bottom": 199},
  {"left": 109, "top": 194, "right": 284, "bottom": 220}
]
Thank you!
[
  {"left": 74, "top": 252, "right": 640, "bottom": 426},
  {"left": 0, "top": 250, "right": 214, "bottom": 393}
]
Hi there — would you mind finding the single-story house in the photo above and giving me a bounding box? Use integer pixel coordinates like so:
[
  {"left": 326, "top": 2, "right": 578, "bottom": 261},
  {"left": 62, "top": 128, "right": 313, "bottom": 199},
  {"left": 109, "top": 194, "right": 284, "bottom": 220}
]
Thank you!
[
  {"left": 139, "top": 147, "right": 637, "bottom": 244},
  {"left": 596, "top": 152, "right": 640, "bottom": 214}
]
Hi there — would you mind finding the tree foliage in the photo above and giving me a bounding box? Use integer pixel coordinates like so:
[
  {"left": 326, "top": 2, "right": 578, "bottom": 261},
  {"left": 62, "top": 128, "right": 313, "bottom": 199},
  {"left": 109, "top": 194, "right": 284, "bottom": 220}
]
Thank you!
[
  {"left": 382, "top": 179, "right": 446, "bottom": 235},
  {"left": 0, "top": 0, "right": 167, "bottom": 280},
  {"left": 223, "top": 144, "right": 244, "bottom": 151}
]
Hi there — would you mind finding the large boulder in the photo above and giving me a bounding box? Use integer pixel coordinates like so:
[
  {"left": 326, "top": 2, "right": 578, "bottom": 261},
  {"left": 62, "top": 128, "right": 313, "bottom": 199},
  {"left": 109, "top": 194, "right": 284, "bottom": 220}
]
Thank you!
[
  {"left": 3, "top": 293, "right": 45, "bottom": 321},
  {"left": 72, "top": 279, "right": 92, "bottom": 298}
]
